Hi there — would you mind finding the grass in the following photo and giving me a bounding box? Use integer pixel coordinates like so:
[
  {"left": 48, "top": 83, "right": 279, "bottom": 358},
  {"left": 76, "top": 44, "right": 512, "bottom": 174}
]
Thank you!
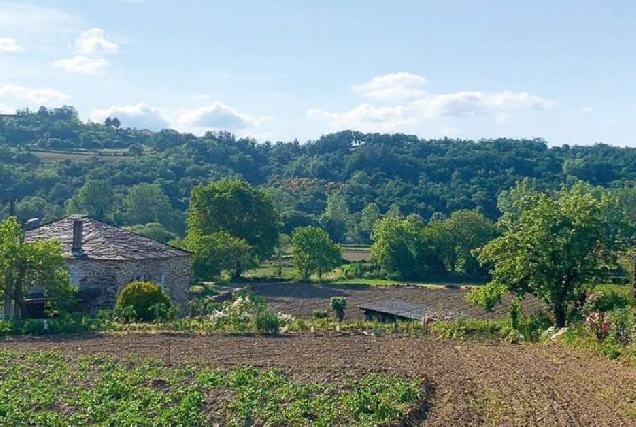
[
  {"left": 0, "top": 350, "right": 424, "bottom": 426},
  {"left": 595, "top": 283, "right": 632, "bottom": 298}
]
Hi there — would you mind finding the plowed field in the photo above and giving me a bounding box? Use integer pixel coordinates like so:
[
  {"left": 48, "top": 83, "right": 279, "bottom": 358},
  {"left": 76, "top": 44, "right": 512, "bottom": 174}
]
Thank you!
[
  {"left": 3, "top": 333, "right": 635, "bottom": 426},
  {"left": 250, "top": 282, "right": 546, "bottom": 320}
]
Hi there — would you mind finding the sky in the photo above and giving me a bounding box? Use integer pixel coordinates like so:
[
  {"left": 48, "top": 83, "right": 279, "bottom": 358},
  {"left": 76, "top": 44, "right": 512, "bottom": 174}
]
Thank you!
[{"left": 1, "top": 0, "right": 636, "bottom": 146}]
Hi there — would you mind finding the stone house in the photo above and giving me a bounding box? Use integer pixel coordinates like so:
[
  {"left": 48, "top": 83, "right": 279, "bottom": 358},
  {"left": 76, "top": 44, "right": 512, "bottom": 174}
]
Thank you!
[{"left": 24, "top": 215, "right": 191, "bottom": 312}]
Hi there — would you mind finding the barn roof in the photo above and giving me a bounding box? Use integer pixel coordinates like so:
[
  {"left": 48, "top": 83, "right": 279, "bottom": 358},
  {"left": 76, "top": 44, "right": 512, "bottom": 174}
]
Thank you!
[
  {"left": 24, "top": 215, "right": 191, "bottom": 261},
  {"left": 358, "top": 299, "right": 428, "bottom": 320}
]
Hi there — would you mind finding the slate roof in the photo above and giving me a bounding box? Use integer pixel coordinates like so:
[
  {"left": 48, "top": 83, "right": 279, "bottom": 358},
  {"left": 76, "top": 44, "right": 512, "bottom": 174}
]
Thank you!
[
  {"left": 358, "top": 299, "right": 429, "bottom": 320},
  {"left": 24, "top": 215, "right": 191, "bottom": 261}
]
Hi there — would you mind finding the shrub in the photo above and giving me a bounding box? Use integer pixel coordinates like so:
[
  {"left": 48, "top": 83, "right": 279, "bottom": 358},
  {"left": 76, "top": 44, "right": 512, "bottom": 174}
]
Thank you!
[
  {"left": 115, "top": 281, "right": 173, "bottom": 322},
  {"left": 113, "top": 305, "right": 137, "bottom": 323},
  {"left": 255, "top": 310, "right": 280, "bottom": 334},
  {"left": 606, "top": 308, "right": 636, "bottom": 346},
  {"left": 330, "top": 297, "right": 347, "bottom": 322},
  {"left": 508, "top": 298, "right": 523, "bottom": 330},
  {"left": 312, "top": 310, "right": 329, "bottom": 319}
]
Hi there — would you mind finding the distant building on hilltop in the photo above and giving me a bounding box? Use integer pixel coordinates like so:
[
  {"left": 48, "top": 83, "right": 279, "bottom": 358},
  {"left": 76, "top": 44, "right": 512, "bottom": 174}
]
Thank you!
[{"left": 24, "top": 215, "right": 191, "bottom": 312}]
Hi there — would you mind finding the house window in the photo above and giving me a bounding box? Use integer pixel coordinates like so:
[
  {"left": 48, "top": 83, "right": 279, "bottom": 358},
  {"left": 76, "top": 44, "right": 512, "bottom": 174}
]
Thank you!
[
  {"left": 135, "top": 274, "right": 145, "bottom": 282},
  {"left": 160, "top": 273, "right": 166, "bottom": 290}
]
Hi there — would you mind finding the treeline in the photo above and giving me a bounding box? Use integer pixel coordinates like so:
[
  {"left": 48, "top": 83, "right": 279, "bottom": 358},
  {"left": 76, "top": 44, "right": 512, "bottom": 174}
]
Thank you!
[{"left": 2, "top": 106, "right": 636, "bottom": 245}]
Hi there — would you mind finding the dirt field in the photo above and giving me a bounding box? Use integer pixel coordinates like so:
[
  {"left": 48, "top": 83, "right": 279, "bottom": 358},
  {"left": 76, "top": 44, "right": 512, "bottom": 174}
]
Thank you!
[
  {"left": 2, "top": 333, "right": 635, "bottom": 426},
  {"left": 249, "top": 282, "right": 546, "bottom": 320}
]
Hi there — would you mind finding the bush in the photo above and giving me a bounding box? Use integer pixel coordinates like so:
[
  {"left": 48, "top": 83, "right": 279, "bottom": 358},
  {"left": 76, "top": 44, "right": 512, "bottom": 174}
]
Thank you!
[
  {"left": 330, "top": 297, "right": 347, "bottom": 322},
  {"left": 312, "top": 310, "right": 329, "bottom": 319},
  {"left": 115, "top": 281, "right": 173, "bottom": 322},
  {"left": 508, "top": 298, "right": 523, "bottom": 330},
  {"left": 606, "top": 308, "right": 636, "bottom": 346},
  {"left": 255, "top": 310, "right": 280, "bottom": 334}
]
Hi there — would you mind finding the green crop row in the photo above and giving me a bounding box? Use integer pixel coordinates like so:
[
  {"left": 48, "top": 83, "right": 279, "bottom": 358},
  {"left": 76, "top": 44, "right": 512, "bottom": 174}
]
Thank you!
[{"left": 0, "top": 350, "right": 423, "bottom": 426}]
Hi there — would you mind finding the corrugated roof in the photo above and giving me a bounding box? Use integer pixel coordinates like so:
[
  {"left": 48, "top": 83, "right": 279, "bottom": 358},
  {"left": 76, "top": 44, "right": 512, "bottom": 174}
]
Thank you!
[
  {"left": 358, "top": 299, "right": 428, "bottom": 320},
  {"left": 24, "top": 215, "right": 191, "bottom": 261}
]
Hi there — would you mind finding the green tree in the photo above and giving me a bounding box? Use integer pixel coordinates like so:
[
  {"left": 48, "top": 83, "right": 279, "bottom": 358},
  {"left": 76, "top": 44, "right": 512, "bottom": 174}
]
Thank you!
[
  {"left": 478, "top": 181, "right": 629, "bottom": 327},
  {"left": 68, "top": 180, "right": 114, "bottom": 221},
  {"left": 187, "top": 180, "right": 279, "bottom": 276},
  {"left": 426, "top": 210, "right": 496, "bottom": 276},
  {"left": 0, "top": 217, "right": 76, "bottom": 320},
  {"left": 291, "top": 226, "right": 342, "bottom": 280},
  {"left": 370, "top": 216, "right": 443, "bottom": 279},
  {"left": 185, "top": 231, "right": 255, "bottom": 281},
  {"left": 354, "top": 202, "right": 380, "bottom": 244},
  {"left": 321, "top": 192, "right": 350, "bottom": 243},
  {"left": 123, "top": 183, "right": 174, "bottom": 228}
]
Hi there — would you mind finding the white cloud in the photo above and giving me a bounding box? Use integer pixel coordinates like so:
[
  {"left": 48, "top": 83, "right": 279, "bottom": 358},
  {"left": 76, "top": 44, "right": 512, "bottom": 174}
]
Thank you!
[
  {"left": 177, "top": 103, "right": 260, "bottom": 130},
  {"left": 352, "top": 72, "right": 428, "bottom": 100},
  {"left": 52, "top": 55, "right": 108, "bottom": 74},
  {"left": 309, "top": 74, "right": 554, "bottom": 131},
  {"left": 75, "top": 28, "right": 118, "bottom": 55},
  {"left": 0, "top": 37, "right": 24, "bottom": 53},
  {"left": 580, "top": 106, "right": 592, "bottom": 113},
  {"left": 53, "top": 28, "right": 117, "bottom": 74},
  {"left": 307, "top": 104, "right": 415, "bottom": 131},
  {"left": 414, "top": 90, "right": 554, "bottom": 118},
  {"left": 0, "top": 84, "right": 70, "bottom": 105},
  {"left": 90, "top": 103, "right": 170, "bottom": 130}
]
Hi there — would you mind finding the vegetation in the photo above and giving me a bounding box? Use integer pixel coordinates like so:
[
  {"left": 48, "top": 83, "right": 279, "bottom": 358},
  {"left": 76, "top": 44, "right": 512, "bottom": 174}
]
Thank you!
[
  {"left": 115, "top": 281, "right": 173, "bottom": 322},
  {"left": 185, "top": 180, "right": 279, "bottom": 279},
  {"left": 0, "top": 350, "right": 423, "bottom": 425},
  {"left": 291, "top": 226, "right": 342, "bottom": 280},
  {"left": 479, "top": 181, "right": 630, "bottom": 327},
  {"left": 0, "top": 217, "right": 76, "bottom": 320},
  {"left": 330, "top": 297, "right": 347, "bottom": 322}
]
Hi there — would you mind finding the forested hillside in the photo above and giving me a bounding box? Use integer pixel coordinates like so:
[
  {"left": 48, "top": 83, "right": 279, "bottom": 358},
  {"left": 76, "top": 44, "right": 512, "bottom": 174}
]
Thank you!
[{"left": 1, "top": 106, "right": 635, "bottom": 243}]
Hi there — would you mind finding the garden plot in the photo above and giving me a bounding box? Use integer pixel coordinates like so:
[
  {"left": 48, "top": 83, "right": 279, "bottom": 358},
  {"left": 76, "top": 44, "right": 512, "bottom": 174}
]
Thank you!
[{"left": 2, "top": 333, "right": 636, "bottom": 426}]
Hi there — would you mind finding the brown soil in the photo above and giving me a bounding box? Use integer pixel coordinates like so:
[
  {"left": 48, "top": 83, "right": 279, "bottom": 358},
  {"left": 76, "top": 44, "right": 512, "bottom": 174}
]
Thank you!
[
  {"left": 2, "top": 333, "right": 635, "bottom": 426},
  {"left": 249, "top": 282, "right": 546, "bottom": 320}
]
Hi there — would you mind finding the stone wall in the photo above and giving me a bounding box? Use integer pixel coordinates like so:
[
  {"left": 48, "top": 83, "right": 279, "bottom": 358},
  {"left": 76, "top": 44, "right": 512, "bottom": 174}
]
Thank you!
[{"left": 67, "top": 255, "right": 191, "bottom": 313}]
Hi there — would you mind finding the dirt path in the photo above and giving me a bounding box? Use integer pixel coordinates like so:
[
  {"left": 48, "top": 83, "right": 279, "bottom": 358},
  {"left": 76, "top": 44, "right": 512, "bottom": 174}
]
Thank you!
[{"left": 1, "top": 333, "right": 634, "bottom": 426}]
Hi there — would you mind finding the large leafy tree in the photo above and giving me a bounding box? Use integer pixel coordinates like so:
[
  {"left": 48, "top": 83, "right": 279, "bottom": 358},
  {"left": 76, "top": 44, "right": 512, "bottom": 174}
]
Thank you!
[
  {"left": 0, "top": 217, "right": 76, "bottom": 320},
  {"left": 123, "top": 183, "right": 177, "bottom": 229},
  {"left": 479, "top": 181, "right": 629, "bottom": 327},
  {"left": 371, "top": 215, "right": 444, "bottom": 280},
  {"left": 291, "top": 226, "right": 341, "bottom": 280},
  {"left": 425, "top": 210, "right": 496, "bottom": 276},
  {"left": 67, "top": 180, "right": 114, "bottom": 221},
  {"left": 186, "top": 231, "right": 255, "bottom": 281},
  {"left": 187, "top": 180, "right": 279, "bottom": 278}
]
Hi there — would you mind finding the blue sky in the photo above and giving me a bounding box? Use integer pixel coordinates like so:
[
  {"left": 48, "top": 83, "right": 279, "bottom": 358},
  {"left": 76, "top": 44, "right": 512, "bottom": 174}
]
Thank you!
[{"left": 1, "top": 1, "right": 635, "bottom": 146}]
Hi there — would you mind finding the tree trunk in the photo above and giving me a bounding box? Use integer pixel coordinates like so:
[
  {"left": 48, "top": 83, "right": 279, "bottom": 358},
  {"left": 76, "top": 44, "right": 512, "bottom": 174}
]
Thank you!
[
  {"left": 632, "top": 256, "right": 636, "bottom": 300},
  {"left": 233, "top": 260, "right": 242, "bottom": 281},
  {"left": 554, "top": 302, "right": 567, "bottom": 328}
]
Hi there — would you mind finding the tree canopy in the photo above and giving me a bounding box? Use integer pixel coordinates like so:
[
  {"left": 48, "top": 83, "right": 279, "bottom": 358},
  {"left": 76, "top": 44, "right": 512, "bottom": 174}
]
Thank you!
[
  {"left": 186, "top": 180, "right": 279, "bottom": 278},
  {"left": 478, "top": 181, "right": 630, "bottom": 327},
  {"left": 291, "top": 226, "right": 341, "bottom": 280},
  {"left": 0, "top": 217, "right": 76, "bottom": 320}
]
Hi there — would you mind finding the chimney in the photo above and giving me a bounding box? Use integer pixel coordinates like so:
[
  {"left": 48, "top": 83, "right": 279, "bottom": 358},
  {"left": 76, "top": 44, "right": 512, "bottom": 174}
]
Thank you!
[{"left": 72, "top": 218, "right": 83, "bottom": 256}]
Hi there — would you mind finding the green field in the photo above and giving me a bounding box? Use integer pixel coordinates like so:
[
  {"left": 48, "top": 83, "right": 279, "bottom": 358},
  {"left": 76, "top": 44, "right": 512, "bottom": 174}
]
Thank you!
[{"left": 0, "top": 350, "right": 422, "bottom": 426}]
